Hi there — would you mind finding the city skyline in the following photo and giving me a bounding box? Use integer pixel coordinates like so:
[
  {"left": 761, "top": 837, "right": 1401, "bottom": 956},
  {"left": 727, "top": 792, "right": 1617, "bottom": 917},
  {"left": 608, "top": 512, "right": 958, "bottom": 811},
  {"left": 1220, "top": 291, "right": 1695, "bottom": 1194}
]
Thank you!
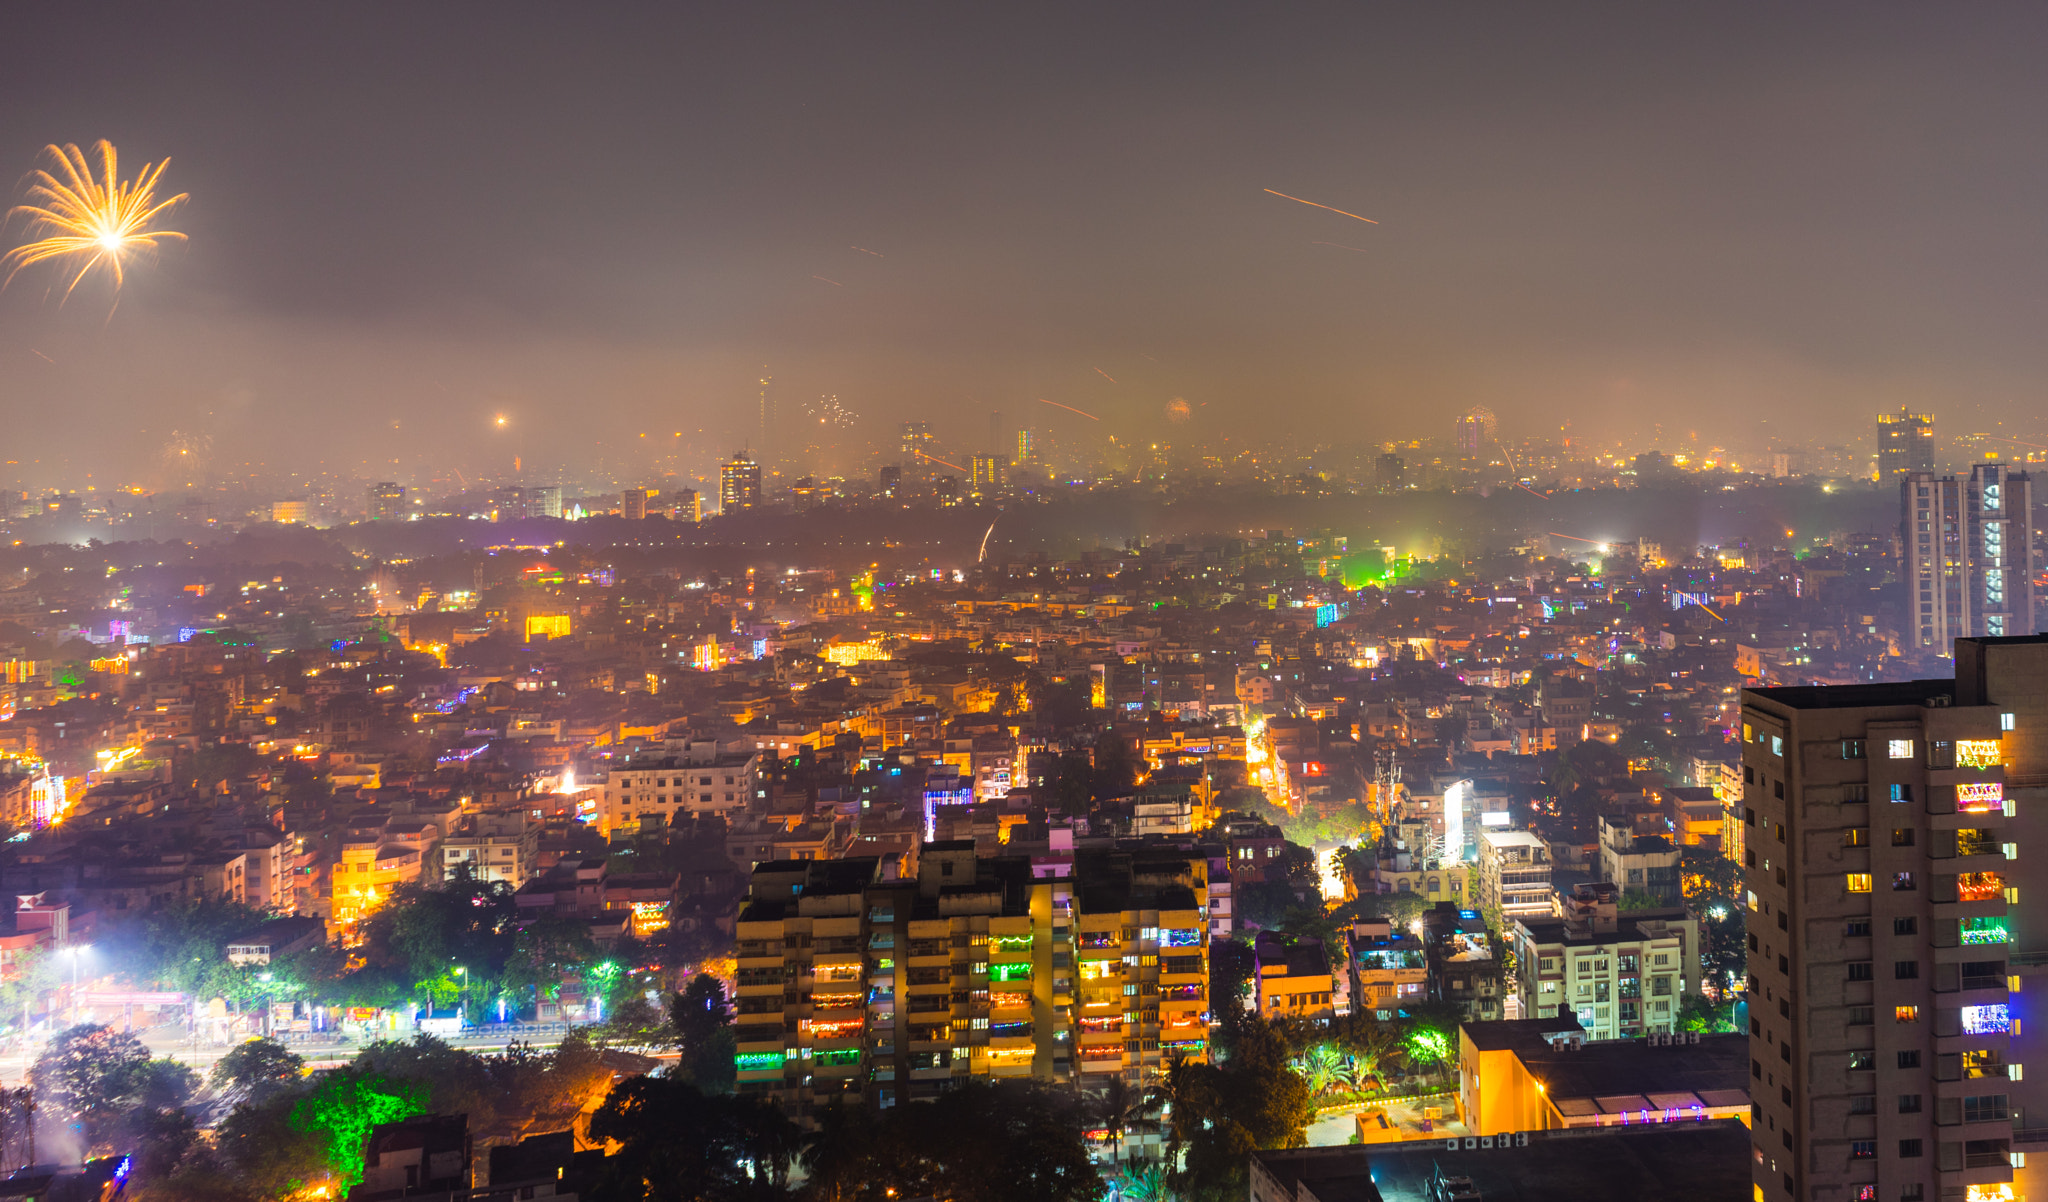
[{"left": 8, "top": 7, "right": 2048, "bottom": 482}]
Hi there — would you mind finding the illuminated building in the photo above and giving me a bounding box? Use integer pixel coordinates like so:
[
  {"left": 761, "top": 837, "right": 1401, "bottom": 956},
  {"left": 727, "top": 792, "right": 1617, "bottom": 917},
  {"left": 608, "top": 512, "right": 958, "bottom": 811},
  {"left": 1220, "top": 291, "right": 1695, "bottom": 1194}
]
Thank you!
[
  {"left": 330, "top": 837, "right": 423, "bottom": 929},
  {"left": 758, "top": 368, "right": 774, "bottom": 462},
  {"left": 366, "top": 481, "right": 405, "bottom": 521},
  {"left": 1345, "top": 919, "right": 1427, "bottom": 1016},
  {"left": 1901, "top": 464, "right": 2035, "bottom": 650},
  {"left": 733, "top": 846, "right": 1212, "bottom": 1127},
  {"left": 1740, "top": 637, "right": 2048, "bottom": 1202},
  {"left": 1255, "top": 929, "right": 1334, "bottom": 1019},
  {"left": 899, "top": 420, "right": 935, "bottom": 476},
  {"left": 1878, "top": 407, "right": 1936, "bottom": 478},
  {"left": 1511, "top": 883, "right": 1699, "bottom": 1041},
  {"left": 720, "top": 453, "right": 761, "bottom": 513},
  {"left": 600, "top": 749, "right": 763, "bottom": 833},
  {"left": 1015, "top": 426, "right": 1038, "bottom": 465},
  {"left": 969, "top": 453, "right": 1006, "bottom": 494},
  {"left": 270, "top": 499, "right": 309, "bottom": 523},
  {"left": 669, "top": 487, "right": 700, "bottom": 522},
  {"left": 622, "top": 487, "right": 657, "bottom": 520},
  {"left": 1476, "top": 829, "right": 1550, "bottom": 919},
  {"left": 441, "top": 811, "right": 539, "bottom": 888},
  {"left": 1457, "top": 1016, "right": 1750, "bottom": 1138}
]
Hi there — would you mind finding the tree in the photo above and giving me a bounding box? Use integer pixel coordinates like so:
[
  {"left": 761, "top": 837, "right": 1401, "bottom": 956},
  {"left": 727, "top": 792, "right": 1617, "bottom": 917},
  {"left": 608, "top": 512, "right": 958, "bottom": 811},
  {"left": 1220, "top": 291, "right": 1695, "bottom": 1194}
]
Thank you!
[
  {"left": 1165, "top": 1019, "right": 1311, "bottom": 1202},
  {"left": 589, "top": 1074, "right": 793, "bottom": 1202},
  {"left": 1092, "top": 1075, "right": 1155, "bottom": 1165},
  {"left": 287, "top": 1071, "right": 428, "bottom": 1190},
  {"left": 671, "top": 975, "right": 737, "bottom": 1092},
  {"left": 32, "top": 1023, "right": 152, "bottom": 1152},
  {"left": 209, "top": 1037, "right": 305, "bottom": 1108}
]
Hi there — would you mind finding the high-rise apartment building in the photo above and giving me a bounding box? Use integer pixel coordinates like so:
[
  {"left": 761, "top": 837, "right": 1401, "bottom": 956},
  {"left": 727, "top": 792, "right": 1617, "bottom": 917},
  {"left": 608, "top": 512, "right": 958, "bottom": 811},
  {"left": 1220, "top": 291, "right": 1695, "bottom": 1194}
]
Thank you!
[
  {"left": 720, "top": 454, "right": 761, "bottom": 513},
  {"left": 1743, "top": 637, "right": 2048, "bottom": 1202},
  {"left": 1901, "top": 464, "right": 2035, "bottom": 651},
  {"left": 758, "top": 369, "right": 774, "bottom": 463},
  {"left": 1511, "top": 882, "right": 1699, "bottom": 1041},
  {"left": 900, "top": 421, "right": 935, "bottom": 477},
  {"left": 1879, "top": 409, "right": 1936, "bottom": 479},
  {"left": 732, "top": 846, "right": 1213, "bottom": 1127},
  {"left": 1015, "top": 427, "right": 1038, "bottom": 465},
  {"left": 970, "top": 454, "right": 1005, "bottom": 494},
  {"left": 622, "top": 487, "right": 656, "bottom": 521},
  {"left": 366, "top": 482, "right": 404, "bottom": 522},
  {"left": 670, "top": 487, "right": 700, "bottom": 523}
]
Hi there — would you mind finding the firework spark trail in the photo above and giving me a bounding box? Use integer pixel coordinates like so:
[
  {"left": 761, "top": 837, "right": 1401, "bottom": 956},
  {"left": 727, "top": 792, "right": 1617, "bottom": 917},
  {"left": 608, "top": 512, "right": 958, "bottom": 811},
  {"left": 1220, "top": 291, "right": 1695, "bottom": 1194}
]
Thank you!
[
  {"left": 979, "top": 515, "right": 1001, "bottom": 562},
  {"left": 812, "top": 275, "right": 843, "bottom": 286},
  {"left": 1515, "top": 482, "right": 1550, "bottom": 501},
  {"left": 2, "top": 141, "right": 188, "bottom": 301},
  {"left": 1036, "top": 398, "right": 1099, "bottom": 421},
  {"left": 1263, "top": 188, "right": 1378, "bottom": 224},
  {"left": 1094, "top": 367, "right": 1117, "bottom": 383},
  {"left": 29, "top": 350, "right": 54, "bottom": 364},
  {"left": 850, "top": 246, "right": 884, "bottom": 257},
  {"left": 1546, "top": 532, "right": 1608, "bottom": 545},
  {"left": 1312, "top": 241, "right": 1371, "bottom": 254},
  {"left": 913, "top": 449, "right": 967, "bottom": 473}
]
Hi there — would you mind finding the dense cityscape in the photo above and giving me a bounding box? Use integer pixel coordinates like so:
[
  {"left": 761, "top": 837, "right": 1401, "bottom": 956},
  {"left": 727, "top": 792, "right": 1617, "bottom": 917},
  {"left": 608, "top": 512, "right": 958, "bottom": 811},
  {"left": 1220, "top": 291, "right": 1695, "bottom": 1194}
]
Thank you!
[{"left": 3, "top": 7, "right": 2047, "bottom": 1202}]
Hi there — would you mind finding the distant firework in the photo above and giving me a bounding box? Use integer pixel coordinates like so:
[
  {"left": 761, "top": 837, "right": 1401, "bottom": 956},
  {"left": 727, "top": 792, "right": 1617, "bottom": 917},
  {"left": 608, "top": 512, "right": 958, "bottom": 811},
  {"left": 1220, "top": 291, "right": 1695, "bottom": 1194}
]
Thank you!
[
  {"left": 1165, "top": 397, "right": 1193, "bottom": 423},
  {"left": 805, "top": 394, "right": 857, "bottom": 428},
  {"left": 2, "top": 141, "right": 188, "bottom": 301}
]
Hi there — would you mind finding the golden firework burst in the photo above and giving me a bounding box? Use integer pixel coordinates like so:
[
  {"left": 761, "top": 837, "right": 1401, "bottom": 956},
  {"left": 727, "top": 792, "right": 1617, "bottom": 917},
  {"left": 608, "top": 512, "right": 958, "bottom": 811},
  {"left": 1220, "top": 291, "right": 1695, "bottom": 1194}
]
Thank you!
[{"left": 2, "top": 140, "right": 188, "bottom": 300}]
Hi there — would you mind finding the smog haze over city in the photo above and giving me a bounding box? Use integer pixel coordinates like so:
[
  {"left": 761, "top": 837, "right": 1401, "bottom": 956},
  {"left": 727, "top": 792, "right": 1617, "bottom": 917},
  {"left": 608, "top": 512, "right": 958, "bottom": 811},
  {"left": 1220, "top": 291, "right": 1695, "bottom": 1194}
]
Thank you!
[{"left": 1, "top": 8, "right": 2047, "bottom": 1202}]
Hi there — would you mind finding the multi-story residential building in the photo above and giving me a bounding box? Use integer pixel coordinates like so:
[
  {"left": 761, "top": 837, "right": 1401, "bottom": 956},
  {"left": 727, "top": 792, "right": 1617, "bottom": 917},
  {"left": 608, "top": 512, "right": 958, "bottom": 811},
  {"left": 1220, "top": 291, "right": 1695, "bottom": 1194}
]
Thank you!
[
  {"left": 441, "top": 811, "right": 540, "bottom": 888},
  {"left": 1598, "top": 814, "right": 1682, "bottom": 908},
  {"left": 732, "top": 845, "right": 1213, "bottom": 1127},
  {"left": 1900, "top": 464, "right": 2036, "bottom": 651},
  {"left": 1742, "top": 637, "right": 2048, "bottom": 1202},
  {"left": 365, "top": 482, "right": 405, "bottom": 522},
  {"left": 720, "top": 454, "right": 761, "bottom": 513},
  {"left": 1346, "top": 919, "right": 1427, "bottom": 1016},
  {"left": 1879, "top": 408, "right": 1936, "bottom": 480},
  {"left": 1255, "top": 929, "right": 1336, "bottom": 1021},
  {"left": 1477, "top": 829, "right": 1552, "bottom": 920},
  {"left": 1512, "top": 883, "right": 1699, "bottom": 1042},
  {"left": 330, "top": 836, "right": 423, "bottom": 929},
  {"left": 600, "top": 750, "right": 761, "bottom": 833},
  {"left": 1423, "top": 903, "right": 1510, "bottom": 1022}
]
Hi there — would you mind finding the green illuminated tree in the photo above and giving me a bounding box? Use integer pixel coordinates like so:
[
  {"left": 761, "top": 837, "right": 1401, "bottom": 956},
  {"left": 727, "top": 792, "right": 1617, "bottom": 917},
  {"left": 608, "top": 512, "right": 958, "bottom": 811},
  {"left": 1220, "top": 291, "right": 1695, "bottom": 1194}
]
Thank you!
[{"left": 287, "top": 1070, "right": 428, "bottom": 1189}]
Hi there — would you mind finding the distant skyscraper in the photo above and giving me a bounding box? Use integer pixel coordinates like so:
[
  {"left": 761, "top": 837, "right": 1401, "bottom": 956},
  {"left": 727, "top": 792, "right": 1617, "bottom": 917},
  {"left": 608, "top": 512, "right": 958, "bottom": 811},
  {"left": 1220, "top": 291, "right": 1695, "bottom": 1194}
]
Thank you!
[
  {"left": 1015, "top": 427, "right": 1038, "bottom": 464},
  {"left": 366, "top": 482, "right": 404, "bottom": 521},
  {"left": 1374, "top": 453, "right": 1405, "bottom": 494},
  {"left": 1901, "top": 463, "right": 2035, "bottom": 649},
  {"left": 670, "top": 488, "right": 700, "bottom": 523},
  {"left": 622, "top": 487, "right": 656, "bottom": 520},
  {"left": 720, "top": 453, "right": 761, "bottom": 513},
  {"left": 758, "top": 369, "right": 774, "bottom": 462},
  {"left": 900, "top": 420, "right": 935, "bottom": 474},
  {"left": 970, "top": 454, "right": 1005, "bottom": 494},
  {"left": 1454, "top": 406, "right": 1497, "bottom": 462},
  {"left": 1878, "top": 408, "right": 1935, "bottom": 478},
  {"left": 989, "top": 410, "right": 1004, "bottom": 454}
]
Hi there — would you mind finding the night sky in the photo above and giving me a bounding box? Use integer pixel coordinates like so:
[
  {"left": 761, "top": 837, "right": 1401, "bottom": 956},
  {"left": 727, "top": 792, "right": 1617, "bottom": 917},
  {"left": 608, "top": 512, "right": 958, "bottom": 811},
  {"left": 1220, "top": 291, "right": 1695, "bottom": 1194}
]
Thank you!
[{"left": 5, "top": 4, "right": 2048, "bottom": 486}]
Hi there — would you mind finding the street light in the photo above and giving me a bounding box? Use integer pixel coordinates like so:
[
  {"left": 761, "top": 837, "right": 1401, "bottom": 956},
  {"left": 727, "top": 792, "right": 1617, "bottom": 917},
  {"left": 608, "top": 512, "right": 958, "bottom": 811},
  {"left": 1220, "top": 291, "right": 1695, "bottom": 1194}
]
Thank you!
[{"left": 62, "top": 945, "right": 92, "bottom": 1026}]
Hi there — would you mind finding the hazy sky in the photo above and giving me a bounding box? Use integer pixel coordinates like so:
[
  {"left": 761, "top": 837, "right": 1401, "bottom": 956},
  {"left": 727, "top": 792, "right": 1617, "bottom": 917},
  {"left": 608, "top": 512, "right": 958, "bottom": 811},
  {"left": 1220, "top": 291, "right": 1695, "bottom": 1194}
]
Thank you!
[{"left": 5, "top": 3, "right": 2048, "bottom": 488}]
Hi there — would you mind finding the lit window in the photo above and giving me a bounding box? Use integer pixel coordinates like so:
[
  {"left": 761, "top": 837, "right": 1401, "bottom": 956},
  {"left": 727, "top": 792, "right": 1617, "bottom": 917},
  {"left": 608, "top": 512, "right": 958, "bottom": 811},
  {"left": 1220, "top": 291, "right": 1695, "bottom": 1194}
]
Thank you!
[
  {"left": 1889, "top": 739, "right": 1915, "bottom": 759},
  {"left": 1957, "top": 740, "right": 2004, "bottom": 769},
  {"left": 1961, "top": 1004, "right": 2013, "bottom": 1036},
  {"left": 2002, "top": 713, "right": 2017, "bottom": 732},
  {"left": 1846, "top": 873, "right": 1872, "bottom": 893},
  {"left": 1895, "top": 1006, "right": 1920, "bottom": 1023},
  {"left": 1957, "top": 872, "right": 2006, "bottom": 902}
]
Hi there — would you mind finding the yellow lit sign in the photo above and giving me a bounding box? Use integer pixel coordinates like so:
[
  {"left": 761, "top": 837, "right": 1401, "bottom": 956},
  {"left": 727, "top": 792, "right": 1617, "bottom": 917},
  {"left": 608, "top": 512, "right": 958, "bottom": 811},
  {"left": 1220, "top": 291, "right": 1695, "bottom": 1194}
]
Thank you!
[{"left": 524, "top": 614, "right": 572, "bottom": 641}]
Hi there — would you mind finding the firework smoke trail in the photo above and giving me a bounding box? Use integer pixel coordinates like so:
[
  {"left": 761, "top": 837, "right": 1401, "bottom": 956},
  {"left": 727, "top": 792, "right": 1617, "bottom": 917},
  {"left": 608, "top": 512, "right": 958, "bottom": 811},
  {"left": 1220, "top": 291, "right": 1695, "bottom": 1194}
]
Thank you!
[
  {"left": 812, "top": 275, "right": 843, "bottom": 286},
  {"left": 3, "top": 141, "right": 188, "bottom": 301},
  {"left": 1036, "top": 398, "right": 1099, "bottom": 421},
  {"left": 914, "top": 449, "right": 967, "bottom": 473},
  {"left": 1263, "top": 188, "right": 1377, "bottom": 224},
  {"left": 850, "top": 246, "right": 884, "bottom": 257},
  {"left": 1094, "top": 367, "right": 1117, "bottom": 383}
]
